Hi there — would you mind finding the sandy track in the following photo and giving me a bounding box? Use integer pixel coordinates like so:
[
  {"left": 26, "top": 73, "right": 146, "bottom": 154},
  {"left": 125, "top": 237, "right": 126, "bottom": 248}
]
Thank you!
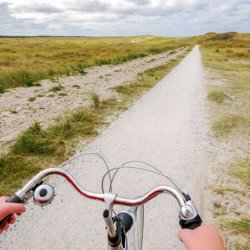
[
  {"left": 0, "top": 48, "right": 184, "bottom": 149},
  {"left": 0, "top": 46, "right": 206, "bottom": 249}
]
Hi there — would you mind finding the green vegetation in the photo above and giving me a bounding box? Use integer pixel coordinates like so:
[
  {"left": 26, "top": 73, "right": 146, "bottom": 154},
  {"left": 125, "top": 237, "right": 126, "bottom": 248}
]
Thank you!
[
  {"left": 208, "top": 32, "right": 238, "bottom": 41},
  {"left": 229, "top": 159, "right": 250, "bottom": 186},
  {"left": 222, "top": 219, "right": 250, "bottom": 235},
  {"left": 90, "top": 92, "right": 100, "bottom": 109},
  {"left": 72, "top": 84, "right": 80, "bottom": 89},
  {"left": 28, "top": 97, "right": 36, "bottom": 102},
  {"left": 0, "top": 36, "right": 189, "bottom": 92},
  {"left": 0, "top": 49, "right": 190, "bottom": 195},
  {"left": 207, "top": 90, "right": 230, "bottom": 104},
  {"left": 49, "top": 84, "right": 64, "bottom": 92},
  {"left": 221, "top": 219, "right": 250, "bottom": 249},
  {"left": 202, "top": 33, "right": 250, "bottom": 138},
  {"left": 10, "top": 109, "right": 18, "bottom": 114},
  {"left": 212, "top": 115, "right": 245, "bottom": 136},
  {"left": 201, "top": 33, "right": 250, "bottom": 248}
]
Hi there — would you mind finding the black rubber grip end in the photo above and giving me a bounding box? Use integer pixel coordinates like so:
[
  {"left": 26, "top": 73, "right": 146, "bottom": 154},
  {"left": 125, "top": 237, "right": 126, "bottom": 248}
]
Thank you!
[
  {"left": 179, "top": 214, "right": 202, "bottom": 230},
  {"left": 0, "top": 194, "right": 23, "bottom": 228}
]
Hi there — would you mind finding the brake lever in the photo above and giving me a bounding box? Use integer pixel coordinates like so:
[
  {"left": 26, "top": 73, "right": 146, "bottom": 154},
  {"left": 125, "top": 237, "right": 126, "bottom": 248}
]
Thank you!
[{"left": 179, "top": 199, "right": 202, "bottom": 230}]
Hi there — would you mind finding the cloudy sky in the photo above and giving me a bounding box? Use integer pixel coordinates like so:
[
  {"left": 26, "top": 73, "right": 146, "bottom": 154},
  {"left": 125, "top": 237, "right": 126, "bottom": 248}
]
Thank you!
[{"left": 0, "top": 0, "right": 249, "bottom": 37}]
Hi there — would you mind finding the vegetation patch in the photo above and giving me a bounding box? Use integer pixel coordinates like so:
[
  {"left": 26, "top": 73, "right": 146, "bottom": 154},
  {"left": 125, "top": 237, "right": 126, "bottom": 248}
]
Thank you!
[
  {"left": 28, "top": 97, "right": 36, "bottom": 102},
  {"left": 90, "top": 92, "right": 100, "bottom": 109},
  {"left": 221, "top": 219, "right": 250, "bottom": 235},
  {"left": 229, "top": 159, "right": 250, "bottom": 186},
  {"left": 11, "top": 123, "right": 56, "bottom": 155},
  {"left": 207, "top": 90, "right": 230, "bottom": 104},
  {"left": 208, "top": 32, "right": 238, "bottom": 41},
  {"left": 212, "top": 115, "right": 245, "bottom": 136},
  {"left": 72, "top": 84, "right": 80, "bottom": 89},
  {"left": 49, "top": 84, "right": 64, "bottom": 92}
]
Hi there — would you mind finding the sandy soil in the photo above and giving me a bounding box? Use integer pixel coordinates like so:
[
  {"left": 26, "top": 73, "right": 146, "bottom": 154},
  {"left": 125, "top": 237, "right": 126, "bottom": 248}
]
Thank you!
[
  {"left": 203, "top": 69, "right": 250, "bottom": 247},
  {"left": 0, "top": 46, "right": 207, "bottom": 249},
  {"left": 0, "top": 48, "right": 184, "bottom": 150}
]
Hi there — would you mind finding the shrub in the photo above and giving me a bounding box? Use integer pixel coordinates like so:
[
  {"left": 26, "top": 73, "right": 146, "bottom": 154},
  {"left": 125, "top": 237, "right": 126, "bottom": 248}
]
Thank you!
[
  {"left": 91, "top": 92, "right": 100, "bottom": 109},
  {"left": 49, "top": 84, "right": 64, "bottom": 92}
]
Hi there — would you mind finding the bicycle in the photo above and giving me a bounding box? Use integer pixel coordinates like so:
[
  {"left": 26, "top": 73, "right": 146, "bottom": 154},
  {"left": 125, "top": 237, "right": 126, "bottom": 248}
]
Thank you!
[{"left": 0, "top": 153, "right": 202, "bottom": 249}]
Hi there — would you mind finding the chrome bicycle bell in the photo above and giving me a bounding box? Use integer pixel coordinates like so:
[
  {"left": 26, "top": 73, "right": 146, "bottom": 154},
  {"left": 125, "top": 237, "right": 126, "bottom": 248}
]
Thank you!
[{"left": 33, "top": 184, "right": 55, "bottom": 206}]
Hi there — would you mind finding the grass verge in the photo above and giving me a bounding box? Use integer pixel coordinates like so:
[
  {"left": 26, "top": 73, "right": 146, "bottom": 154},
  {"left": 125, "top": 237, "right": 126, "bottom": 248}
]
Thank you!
[
  {"left": 201, "top": 33, "right": 250, "bottom": 248},
  {"left": 0, "top": 48, "right": 190, "bottom": 195}
]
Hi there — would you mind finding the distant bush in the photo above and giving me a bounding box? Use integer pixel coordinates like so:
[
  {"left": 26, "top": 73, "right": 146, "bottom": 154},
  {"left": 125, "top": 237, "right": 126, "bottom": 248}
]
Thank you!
[{"left": 209, "top": 32, "right": 237, "bottom": 41}]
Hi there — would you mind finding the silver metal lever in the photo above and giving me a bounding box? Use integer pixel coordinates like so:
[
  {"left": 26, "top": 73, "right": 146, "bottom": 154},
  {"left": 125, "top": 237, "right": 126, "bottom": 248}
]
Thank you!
[{"left": 103, "top": 193, "right": 117, "bottom": 238}]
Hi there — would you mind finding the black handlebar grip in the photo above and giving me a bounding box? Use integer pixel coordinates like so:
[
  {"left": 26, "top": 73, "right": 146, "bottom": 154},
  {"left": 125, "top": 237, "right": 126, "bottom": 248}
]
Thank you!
[
  {"left": 179, "top": 214, "right": 202, "bottom": 230},
  {"left": 0, "top": 195, "right": 23, "bottom": 228}
]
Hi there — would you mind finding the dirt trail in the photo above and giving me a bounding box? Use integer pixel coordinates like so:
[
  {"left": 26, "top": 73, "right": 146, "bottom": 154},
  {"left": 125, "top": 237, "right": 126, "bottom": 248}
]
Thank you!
[{"left": 0, "top": 46, "right": 206, "bottom": 249}]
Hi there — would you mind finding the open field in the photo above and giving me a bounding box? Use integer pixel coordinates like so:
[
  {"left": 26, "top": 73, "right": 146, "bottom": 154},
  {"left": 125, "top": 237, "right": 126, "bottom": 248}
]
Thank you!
[
  {"left": 0, "top": 36, "right": 190, "bottom": 92},
  {"left": 201, "top": 32, "right": 250, "bottom": 249}
]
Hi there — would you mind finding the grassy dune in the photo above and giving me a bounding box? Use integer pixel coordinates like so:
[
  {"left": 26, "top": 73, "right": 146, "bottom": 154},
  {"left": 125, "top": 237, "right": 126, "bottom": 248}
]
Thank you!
[
  {"left": 0, "top": 36, "right": 189, "bottom": 92},
  {"left": 201, "top": 33, "right": 250, "bottom": 248}
]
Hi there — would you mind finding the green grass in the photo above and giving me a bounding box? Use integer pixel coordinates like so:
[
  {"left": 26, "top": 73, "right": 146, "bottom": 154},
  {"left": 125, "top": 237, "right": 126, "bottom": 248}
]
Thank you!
[
  {"left": 212, "top": 115, "right": 245, "bottom": 136},
  {"left": 0, "top": 156, "right": 39, "bottom": 194},
  {"left": 207, "top": 90, "right": 230, "bottom": 104},
  {"left": 0, "top": 48, "right": 190, "bottom": 195},
  {"left": 0, "top": 36, "right": 189, "bottom": 92},
  {"left": 220, "top": 219, "right": 250, "bottom": 249},
  {"left": 11, "top": 123, "right": 56, "bottom": 155},
  {"left": 221, "top": 219, "right": 250, "bottom": 235},
  {"left": 49, "top": 84, "right": 64, "bottom": 92},
  {"left": 229, "top": 159, "right": 250, "bottom": 186},
  {"left": 213, "top": 187, "right": 246, "bottom": 196},
  {"left": 90, "top": 92, "right": 100, "bottom": 109}
]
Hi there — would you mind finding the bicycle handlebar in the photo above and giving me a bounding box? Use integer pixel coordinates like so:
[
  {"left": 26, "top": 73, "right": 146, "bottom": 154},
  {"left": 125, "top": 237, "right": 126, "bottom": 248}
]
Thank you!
[{"left": 0, "top": 167, "right": 202, "bottom": 230}]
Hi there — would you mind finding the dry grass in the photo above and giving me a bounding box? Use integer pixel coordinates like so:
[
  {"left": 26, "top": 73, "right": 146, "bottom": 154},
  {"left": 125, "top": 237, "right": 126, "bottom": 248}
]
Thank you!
[
  {"left": 207, "top": 90, "right": 230, "bottom": 104},
  {"left": 201, "top": 33, "right": 250, "bottom": 248},
  {"left": 229, "top": 159, "right": 250, "bottom": 186},
  {"left": 0, "top": 36, "right": 188, "bottom": 92}
]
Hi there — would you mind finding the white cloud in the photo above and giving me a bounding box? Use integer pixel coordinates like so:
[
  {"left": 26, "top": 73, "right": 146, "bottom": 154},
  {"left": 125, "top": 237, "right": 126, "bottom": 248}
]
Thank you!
[{"left": 0, "top": 0, "right": 249, "bottom": 36}]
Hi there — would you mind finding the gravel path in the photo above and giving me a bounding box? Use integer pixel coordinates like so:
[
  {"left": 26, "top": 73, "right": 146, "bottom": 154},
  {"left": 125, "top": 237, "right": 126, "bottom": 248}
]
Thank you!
[{"left": 0, "top": 46, "right": 206, "bottom": 250}]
